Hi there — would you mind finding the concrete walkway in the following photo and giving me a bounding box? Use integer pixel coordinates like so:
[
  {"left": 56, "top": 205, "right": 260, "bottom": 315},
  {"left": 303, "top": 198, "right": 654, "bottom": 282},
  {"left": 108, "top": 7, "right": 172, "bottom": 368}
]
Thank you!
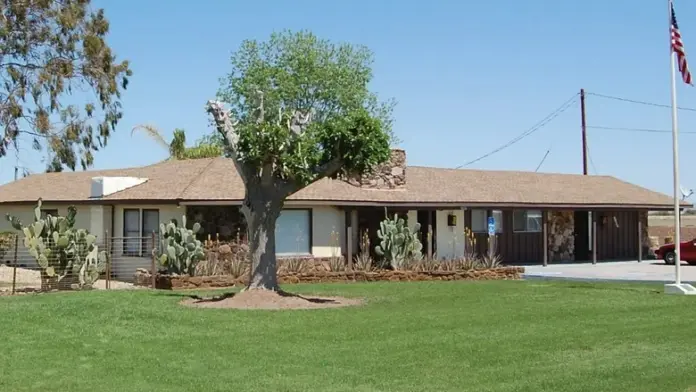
[{"left": 523, "top": 260, "right": 696, "bottom": 284}]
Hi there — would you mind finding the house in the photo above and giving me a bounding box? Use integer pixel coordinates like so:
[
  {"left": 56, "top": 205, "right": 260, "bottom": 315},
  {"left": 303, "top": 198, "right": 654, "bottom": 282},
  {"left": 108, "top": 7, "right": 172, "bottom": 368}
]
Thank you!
[{"left": 0, "top": 149, "right": 684, "bottom": 279}]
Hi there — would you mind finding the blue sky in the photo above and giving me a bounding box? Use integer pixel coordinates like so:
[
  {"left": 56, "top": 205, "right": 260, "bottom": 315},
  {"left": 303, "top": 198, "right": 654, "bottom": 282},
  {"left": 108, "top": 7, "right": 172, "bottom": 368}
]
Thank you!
[{"left": 4, "top": 0, "right": 696, "bottom": 196}]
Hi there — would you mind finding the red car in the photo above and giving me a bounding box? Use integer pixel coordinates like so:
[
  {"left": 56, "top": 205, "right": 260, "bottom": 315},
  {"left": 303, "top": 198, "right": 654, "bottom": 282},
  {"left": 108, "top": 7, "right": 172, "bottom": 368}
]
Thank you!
[{"left": 655, "top": 239, "right": 696, "bottom": 265}]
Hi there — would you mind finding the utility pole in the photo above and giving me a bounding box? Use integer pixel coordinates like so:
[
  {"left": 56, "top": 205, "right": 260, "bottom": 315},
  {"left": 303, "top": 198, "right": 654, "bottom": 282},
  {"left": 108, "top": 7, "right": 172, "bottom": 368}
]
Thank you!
[
  {"left": 580, "top": 88, "right": 588, "bottom": 175},
  {"left": 580, "top": 88, "right": 592, "bottom": 261},
  {"left": 13, "top": 165, "right": 18, "bottom": 181}
]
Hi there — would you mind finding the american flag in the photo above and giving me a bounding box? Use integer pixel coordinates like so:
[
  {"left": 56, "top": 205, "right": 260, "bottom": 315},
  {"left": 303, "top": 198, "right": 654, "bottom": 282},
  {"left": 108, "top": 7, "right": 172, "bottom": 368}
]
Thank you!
[{"left": 671, "top": 1, "right": 693, "bottom": 85}]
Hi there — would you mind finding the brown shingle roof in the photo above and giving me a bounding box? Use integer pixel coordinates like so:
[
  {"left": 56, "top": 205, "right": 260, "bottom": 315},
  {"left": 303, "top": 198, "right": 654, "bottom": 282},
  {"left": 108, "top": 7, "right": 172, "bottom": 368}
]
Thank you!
[{"left": 0, "top": 157, "right": 683, "bottom": 209}]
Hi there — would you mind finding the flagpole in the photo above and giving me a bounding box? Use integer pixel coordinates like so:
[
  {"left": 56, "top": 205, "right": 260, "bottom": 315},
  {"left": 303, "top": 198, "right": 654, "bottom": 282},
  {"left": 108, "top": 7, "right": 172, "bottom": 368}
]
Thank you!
[{"left": 669, "top": 0, "right": 682, "bottom": 285}]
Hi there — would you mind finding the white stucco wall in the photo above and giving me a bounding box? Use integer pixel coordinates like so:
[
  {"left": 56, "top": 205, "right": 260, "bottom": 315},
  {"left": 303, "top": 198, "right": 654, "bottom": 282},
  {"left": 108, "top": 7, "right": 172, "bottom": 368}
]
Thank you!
[
  {"left": 109, "top": 204, "right": 183, "bottom": 281},
  {"left": 0, "top": 204, "right": 92, "bottom": 236},
  {"left": 111, "top": 204, "right": 182, "bottom": 254},
  {"left": 310, "top": 206, "right": 345, "bottom": 258},
  {"left": 407, "top": 210, "right": 418, "bottom": 232},
  {"left": 436, "top": 209, "right": 465, "bottom": 259}
]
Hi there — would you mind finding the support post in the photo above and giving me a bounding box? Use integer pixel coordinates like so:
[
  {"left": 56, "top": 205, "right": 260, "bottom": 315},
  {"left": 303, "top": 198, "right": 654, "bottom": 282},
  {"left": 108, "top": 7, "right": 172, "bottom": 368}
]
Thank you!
[
  {"left": 11, "top": 234, "right": 18, "bottom": 295},
  {"left": 543, "top": 210, "right": 548, "bottom": 267},
  {"left": 346, "top": 209, "right": 353, "bottom": 271},
  {"left": 427, "top": 212, "right": 433, "bottom": 260},
  {"left": 105, "top": 230, "right": 111, "bottom": 289},
  {"left": 151, "top": 231, "right": 157, "bottom": 289},
  {"left": 461, "top": 207, "right": 467, "bottom": 257},
  {"left": 592, "top": 212, "right": 597, "bottom": 265},
  {"left": 581, "top": 88, "right": 588, "bottom": 175},
  {"left": 638, "top": 218, "right": 643, "bottom": 263}
]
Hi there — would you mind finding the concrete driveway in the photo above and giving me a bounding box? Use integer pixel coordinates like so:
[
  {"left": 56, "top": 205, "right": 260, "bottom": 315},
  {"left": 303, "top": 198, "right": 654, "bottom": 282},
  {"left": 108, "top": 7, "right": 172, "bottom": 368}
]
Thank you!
[{"left": 523, "top": 261, "right": 696, "bottom": 283}]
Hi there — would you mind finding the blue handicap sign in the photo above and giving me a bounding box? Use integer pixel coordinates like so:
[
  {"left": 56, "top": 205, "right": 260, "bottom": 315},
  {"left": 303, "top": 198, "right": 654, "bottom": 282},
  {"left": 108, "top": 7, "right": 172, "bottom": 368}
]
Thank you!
[{"left": 487, "top": 216, "right": 495, "bottom": 235}]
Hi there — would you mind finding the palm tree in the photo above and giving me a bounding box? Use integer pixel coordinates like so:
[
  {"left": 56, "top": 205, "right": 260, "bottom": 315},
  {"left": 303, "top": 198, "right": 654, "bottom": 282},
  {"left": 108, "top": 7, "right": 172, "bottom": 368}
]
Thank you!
[{"left": 131, "top": 125, "right": 222, "bottom": 160}]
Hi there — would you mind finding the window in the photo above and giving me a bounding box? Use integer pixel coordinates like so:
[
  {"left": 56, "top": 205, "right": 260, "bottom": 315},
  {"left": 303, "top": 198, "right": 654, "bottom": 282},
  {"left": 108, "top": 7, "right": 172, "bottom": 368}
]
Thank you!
[
  {"left": 492, "top": 210, "right": 503, "bottom": 233},
  {"left": 142, "top": 209, "right": 160, "bottom": 256},
  {"left": 513, "top": 210, "right": 542, "bottom": 233},
  {"left": 40, "top": 209, "right": 58, "bottom": 219},
  {"left": 275, "top": 209, "right": 311, "bottom": 255},
  {"left": 471, "top": 209, "right": 487, "bottom": 232},
  {"left": 123, "top": 209, "right": 160, "bottom": 256}
]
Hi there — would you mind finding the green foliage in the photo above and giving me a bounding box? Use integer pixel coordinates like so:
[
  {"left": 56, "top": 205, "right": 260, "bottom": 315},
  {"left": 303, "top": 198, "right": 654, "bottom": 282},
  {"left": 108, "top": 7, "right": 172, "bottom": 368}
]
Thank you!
[
  {"left": 375, "top": 214, "right": 423, "bottom": 270},
  {"left": 132, "top": 125, "right": 223, "bottom": 160},
  {"left": 5, "top": 199, "right": 106, "bottom": 290},
  {"left": 180, "top": 141, "right": 223, "bottom": 159},
  {"left": 0, "top": 0, "right": 132, "bottom": 170},
  {"left": 215, "top": 30, "right": 393, "bottom": 188},
  {"left": 157, "top": 216, "right": 205, "bottom": 276}
]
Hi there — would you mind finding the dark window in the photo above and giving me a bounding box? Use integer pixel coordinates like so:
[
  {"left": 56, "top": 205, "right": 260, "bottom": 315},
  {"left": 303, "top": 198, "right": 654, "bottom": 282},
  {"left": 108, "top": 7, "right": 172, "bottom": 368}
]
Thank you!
[
  {"left": 123, "top": 209, "right": 140, "bottom": 256},
  {"left": 513, "top": 210, "right": 542, "bottom": 233},
  {"left": 40, "top": 209, "right": 59, "bottom": 219},
  {"left": 141, "top": 209, "right": 160, "bottom": 256},
  {"left": 471, "top": 209, "right": 487, "bottom": 232}
]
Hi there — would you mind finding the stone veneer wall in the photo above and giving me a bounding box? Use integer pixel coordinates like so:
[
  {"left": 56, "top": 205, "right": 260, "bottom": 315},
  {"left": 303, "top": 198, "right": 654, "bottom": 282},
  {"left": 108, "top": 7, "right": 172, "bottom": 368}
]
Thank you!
[
  {"left": 548, "top": 211, "right": 574, "bottom": 261},
  {"left": 345, "top": 149, "right": 406, "bottom": 189}
]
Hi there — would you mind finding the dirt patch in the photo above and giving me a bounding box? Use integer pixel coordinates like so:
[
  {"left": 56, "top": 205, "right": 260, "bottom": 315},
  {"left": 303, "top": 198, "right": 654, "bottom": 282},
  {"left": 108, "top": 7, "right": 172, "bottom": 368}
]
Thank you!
[{"left": 180, "top": 289, "right": 363, "bottom": 310}]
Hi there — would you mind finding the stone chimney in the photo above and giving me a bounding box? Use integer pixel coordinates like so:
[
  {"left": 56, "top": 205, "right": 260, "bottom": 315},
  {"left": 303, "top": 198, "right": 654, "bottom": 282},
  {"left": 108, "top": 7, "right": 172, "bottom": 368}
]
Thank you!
[{"left": 346, "top": 149, "right": 406, "bottom": 189}]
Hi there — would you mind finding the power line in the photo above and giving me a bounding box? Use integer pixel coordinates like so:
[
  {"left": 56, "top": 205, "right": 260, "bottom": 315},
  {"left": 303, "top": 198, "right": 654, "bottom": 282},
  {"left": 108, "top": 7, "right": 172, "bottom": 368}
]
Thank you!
[
  {"left": 587, "top": 125, "right": 696, "bottom": 134},
  {"left": 586, "top": 143, "right": 599, "bottom": 174},
  {"left": 586, "top": 92, "right": 696, "bottom": 112},
  {"left": 534, "top": 149, "right": 551, "bottom": 172},
  {"left": 455, "top": 93, "right": 579, "bottom": 168}
]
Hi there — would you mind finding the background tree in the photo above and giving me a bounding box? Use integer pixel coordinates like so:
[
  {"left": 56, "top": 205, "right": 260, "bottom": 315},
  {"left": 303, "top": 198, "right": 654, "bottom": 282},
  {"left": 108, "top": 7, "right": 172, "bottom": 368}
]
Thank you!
[
  {"left": 131, "top": 125, "right": 223, "bottom": 160},
  {"left": 208, "top": 30, "right": 394, "bottom": 291},
  {"left": 1, "top": 0, "right": 131, "bottom": 171}
]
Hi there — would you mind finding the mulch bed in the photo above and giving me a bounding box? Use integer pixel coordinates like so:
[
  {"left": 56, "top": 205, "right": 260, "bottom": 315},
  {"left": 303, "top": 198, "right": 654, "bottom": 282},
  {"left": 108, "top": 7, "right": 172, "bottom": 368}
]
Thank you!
[{"left": 134, "top": 267, "right": 525, "bottom": 290}]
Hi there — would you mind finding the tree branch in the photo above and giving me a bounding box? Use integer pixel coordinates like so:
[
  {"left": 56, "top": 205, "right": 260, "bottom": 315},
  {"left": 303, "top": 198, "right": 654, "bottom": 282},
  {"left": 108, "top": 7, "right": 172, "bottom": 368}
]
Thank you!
[
  {"left": 315, "top": 157, "right": 344, "bottom": 180},
  {"left": 205, "top": 99, "right": 252, "bottom": 182}
]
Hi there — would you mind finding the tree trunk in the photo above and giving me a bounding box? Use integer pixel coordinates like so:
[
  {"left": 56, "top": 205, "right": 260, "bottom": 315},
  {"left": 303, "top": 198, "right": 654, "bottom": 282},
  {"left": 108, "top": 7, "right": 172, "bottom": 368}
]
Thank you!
[{"left": 242, "top": 194, "right": 283, "bottom": 291}]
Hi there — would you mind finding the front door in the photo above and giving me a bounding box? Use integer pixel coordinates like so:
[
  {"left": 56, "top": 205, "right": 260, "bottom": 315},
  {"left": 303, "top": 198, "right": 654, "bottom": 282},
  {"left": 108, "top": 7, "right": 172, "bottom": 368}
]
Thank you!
[
  {"left": 574, "top": 211, "right": 589, "bottom": 261},
  {"left": 417, "top": 210, "right": 436, "bottom": 256}
]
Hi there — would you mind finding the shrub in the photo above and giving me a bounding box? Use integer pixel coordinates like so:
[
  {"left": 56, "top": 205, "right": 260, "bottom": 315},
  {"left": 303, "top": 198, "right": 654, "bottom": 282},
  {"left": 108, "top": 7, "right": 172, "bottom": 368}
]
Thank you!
[
  {"left": 327, "top": 230, "right": 345, "bottom": 272},
  {"left": 5, "top": 199, "right": 106, "bottom": 290},
  {"left": 0, "top": 231, "right": 15, "bottom": 263},
  {"left": 196, "top": 235, "right": 250, "bottom": 277},
  {"left": 479, "top": 253, "right": 504, "bottom": 268},
  {"left": 411, "top": 257, "right": 438, "bottom": 272},
  {"left": 278, "top": 258, "right": 309, "bottom": 274},
  {"left": 353, "top": 230, "right": 374, "bottom": 271}
]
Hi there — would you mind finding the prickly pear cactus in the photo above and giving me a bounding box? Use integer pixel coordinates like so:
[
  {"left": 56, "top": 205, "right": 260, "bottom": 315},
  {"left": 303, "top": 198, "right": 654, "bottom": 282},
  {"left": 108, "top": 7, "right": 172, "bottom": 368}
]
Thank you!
[
  {"left": 157, "top": 215, "right": 205, "bottom": 276},
  {"left": 6, "top": 198, "right": 106, "bottom": 290},
  {"left": 375, "top": 214, "right": 423, "bottom": 270}
]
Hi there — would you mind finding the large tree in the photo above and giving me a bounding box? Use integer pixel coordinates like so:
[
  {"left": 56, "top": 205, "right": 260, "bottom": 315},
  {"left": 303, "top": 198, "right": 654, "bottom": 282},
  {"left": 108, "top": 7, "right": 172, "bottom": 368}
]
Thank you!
[
  {"left": 1, "top": 0, "right": 131, "bottom": 171},
  {"left": 207, "top": 30, "right": 394, "bottom": 291}
]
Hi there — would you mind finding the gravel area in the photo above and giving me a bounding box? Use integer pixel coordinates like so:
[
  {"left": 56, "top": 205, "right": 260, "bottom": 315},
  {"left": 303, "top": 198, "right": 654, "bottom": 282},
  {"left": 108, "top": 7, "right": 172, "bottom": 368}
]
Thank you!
[{"left": 0, "top": 265, "right": 137, "bottom": 290}]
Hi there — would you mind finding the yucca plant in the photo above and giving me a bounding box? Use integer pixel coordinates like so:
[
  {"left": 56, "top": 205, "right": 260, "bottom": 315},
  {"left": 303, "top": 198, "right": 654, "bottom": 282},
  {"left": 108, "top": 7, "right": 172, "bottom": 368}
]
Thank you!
[
  {"left": 479, "top": 253, "right": 504, "bottom": 268},
  {"left": 279, "top": 258, "right": 309, "bottom": 274}
]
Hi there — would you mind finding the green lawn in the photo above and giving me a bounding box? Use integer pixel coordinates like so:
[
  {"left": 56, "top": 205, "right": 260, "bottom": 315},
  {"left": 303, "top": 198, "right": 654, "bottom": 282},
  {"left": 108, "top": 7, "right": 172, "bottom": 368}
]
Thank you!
[{"left": 1, "top": 281, "right": 696, "bottom": 392}]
